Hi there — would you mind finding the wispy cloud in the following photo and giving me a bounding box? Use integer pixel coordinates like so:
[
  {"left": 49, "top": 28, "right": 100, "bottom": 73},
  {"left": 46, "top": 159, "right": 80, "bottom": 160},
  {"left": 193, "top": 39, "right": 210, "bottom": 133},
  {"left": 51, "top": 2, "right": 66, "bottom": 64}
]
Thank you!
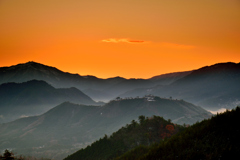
[
  {"left": 101, "top": 38, "right": 146, "bottom": 44},
  {"left": 101, "top": 38, "right": 195, "bottom": 49}
]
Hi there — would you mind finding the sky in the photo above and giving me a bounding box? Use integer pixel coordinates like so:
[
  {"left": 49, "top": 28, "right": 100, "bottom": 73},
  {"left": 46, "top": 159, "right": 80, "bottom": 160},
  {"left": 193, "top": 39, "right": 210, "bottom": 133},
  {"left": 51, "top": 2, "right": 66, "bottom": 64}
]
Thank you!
[{"left": 0, "top": 0, "right": 240, "bottom": 79}]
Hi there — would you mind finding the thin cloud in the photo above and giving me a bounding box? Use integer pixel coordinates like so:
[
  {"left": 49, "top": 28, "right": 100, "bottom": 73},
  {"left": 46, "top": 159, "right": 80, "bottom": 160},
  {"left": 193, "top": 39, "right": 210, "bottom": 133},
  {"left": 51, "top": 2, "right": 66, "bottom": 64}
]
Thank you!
[
  {"left": 101, "top": 39, "right": 195, "bottom": 49},
  {"left": 101, "top": 38, "right": 146, "bottom": 44}
]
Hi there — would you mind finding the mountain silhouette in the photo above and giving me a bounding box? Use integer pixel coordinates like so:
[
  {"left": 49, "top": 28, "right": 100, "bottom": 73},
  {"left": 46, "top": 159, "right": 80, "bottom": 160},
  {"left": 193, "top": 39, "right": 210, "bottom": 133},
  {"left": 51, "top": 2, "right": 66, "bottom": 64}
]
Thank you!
[
  {"left": 0, "top": 61, "right": 190, "bottom": 101},
  {"left": 120, "top": 62, "right": 240, "bottom": 110},
  {"left": 0, "top": 80, "right": 98, "bottom": 123}
]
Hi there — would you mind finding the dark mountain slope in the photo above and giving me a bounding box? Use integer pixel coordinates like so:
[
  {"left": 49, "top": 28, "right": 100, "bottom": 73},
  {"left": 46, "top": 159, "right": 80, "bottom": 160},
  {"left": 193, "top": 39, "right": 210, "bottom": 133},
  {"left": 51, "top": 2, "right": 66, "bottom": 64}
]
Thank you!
[
  {"left": 117, "top": 107, "right": 240, "bottom": 160},
  {"left": 64, "top": 115, "right": 185, "bottom": 160},
  {"left": 157, "top": 62, "right": 240, "bottom": 109},
  {"left": 0, "top": 97, "right": 211, "bottom": 159},
  {"left": 0, "top": 80, "right": 98, "bottom": 123},
  {"left": 121, "top": 62, "right": 240, "bottom": 110}
]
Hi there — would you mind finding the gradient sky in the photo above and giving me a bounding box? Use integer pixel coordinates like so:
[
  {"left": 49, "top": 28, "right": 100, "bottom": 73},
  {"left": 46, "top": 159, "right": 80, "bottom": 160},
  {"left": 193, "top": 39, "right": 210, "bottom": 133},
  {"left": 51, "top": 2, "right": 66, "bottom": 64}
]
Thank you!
[{"left": 0, "top": 0, "right": 240, "bottom": 78}]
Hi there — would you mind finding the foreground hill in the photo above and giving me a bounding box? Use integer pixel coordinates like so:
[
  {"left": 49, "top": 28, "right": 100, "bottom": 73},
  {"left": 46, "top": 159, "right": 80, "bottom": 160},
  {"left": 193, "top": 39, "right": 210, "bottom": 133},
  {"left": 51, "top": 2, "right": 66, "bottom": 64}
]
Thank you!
[
  {"left": 0, "top": 97, "right": 211, "bottom": 159},
  {"left": 0, "top": 80, "right": 98, "bottom": 123},
  {"left": 0, "top": 61, "right": 190, "bottom": 101},
  {"left": 121, "top": 62, "right": 240, "bottom": 110},
  {"left": 116, "top": 107, "right": 240, "bottom": 160},
  {"left": 64, "top": 115, "right": 185, "bottom": 160}
]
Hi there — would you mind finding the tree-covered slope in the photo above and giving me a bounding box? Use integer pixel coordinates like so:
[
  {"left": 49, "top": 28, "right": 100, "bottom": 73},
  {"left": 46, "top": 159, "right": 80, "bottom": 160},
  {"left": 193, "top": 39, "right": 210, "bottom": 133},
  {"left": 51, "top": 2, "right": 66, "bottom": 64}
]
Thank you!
[
  {"left": 64, "top": 115, "right": 185, "bottom": 160},
  {"left": 117, "top": 107, "right": 240, "bottom": 160}
]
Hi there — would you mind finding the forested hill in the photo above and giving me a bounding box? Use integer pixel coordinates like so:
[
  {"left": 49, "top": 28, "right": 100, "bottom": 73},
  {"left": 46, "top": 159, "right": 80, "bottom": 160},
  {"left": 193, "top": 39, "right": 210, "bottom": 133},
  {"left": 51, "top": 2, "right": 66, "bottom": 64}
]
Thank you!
[
  {"left": 116, "top": 107, "right": 240, "bottom": 160},
  {"left": 64, "top": 115, "right": 185, "bottom": 160}
]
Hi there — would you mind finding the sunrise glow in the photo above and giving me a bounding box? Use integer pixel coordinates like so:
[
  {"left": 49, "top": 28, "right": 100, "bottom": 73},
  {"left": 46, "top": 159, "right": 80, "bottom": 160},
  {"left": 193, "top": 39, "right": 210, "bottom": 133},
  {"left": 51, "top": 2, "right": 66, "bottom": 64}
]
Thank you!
[{"left": 0, "top": 0, "right": 239, "bottom": 78}]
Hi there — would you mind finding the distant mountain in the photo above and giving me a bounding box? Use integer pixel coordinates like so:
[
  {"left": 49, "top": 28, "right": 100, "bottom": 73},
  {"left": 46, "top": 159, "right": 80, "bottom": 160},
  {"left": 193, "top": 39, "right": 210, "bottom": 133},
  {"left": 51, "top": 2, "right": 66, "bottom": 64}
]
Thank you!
[
  {"left": 64, "top": 115, "right": 185, "bottom": 160},
  {"left": 117, "top": 107, "right": 240, "bottom": 160},
  {"left": 0, "top": 97, "right": 211, "bottom": 159},
  {"left": 2, "top": 61, "right": 239, "bottom": 109},
  {"left": 0, "top": 62, "right": 189, "bottom": 101},
  {"left": 0, "top": 80, "right": 98, "bottom": 123},
  {"left": 0, "top": 61, "right": 109, "bottom": 90},
  {"left": 120, "top": 62, "right": 240, "bottom": 110}
]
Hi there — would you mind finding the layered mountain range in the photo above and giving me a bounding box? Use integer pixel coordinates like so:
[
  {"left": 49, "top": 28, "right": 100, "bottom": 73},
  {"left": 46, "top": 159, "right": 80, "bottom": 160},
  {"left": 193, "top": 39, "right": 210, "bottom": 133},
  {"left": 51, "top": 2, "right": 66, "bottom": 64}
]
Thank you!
[
  {"left": 1, "top": 61, "right": 239, "bottom": 110},
  {"left": 0, "top": 61, "right": 191, "bottom": 101},
  {"left": 0, "top": 97, "right": 211, "bottom": 159}
]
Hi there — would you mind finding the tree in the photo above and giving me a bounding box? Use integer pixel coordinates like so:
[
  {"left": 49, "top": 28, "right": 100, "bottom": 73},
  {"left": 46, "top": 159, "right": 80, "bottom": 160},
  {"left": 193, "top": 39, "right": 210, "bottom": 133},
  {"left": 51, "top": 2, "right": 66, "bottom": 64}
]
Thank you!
[
  {"left": 167, "top": 119, "right": 172, "bottom": 123},
  {"left": 131, "top": 120, "right": 137, "bottom": 127},
  {"left": 116, "top": 97, "right": 121, "bottom": 101},
  {"left": 2, "top": 150, "right": 14, "bottom": 160},
  {"left": 138, "top": 115, "right": 146, "bottom": 125}
]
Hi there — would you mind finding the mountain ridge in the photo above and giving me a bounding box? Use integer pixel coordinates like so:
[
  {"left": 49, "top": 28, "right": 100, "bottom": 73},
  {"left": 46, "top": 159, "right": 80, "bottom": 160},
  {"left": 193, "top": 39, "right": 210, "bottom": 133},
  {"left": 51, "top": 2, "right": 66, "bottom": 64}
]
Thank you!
[
  {"left": 0, "top": 61, "right": 194, "bottom": 101},
  {"left": 2, "top": 61, "right": 239, "bottom": 109},
  {"left": 120, "top": 62, "right": 240, "bottom": 110}
]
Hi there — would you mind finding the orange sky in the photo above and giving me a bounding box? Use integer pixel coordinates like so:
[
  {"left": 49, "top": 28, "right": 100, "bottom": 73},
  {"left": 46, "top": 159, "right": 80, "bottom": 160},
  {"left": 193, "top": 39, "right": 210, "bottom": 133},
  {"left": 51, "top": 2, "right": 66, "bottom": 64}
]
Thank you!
[{"left": 0, "top": 0, "right": 240, "bottom": 78}]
